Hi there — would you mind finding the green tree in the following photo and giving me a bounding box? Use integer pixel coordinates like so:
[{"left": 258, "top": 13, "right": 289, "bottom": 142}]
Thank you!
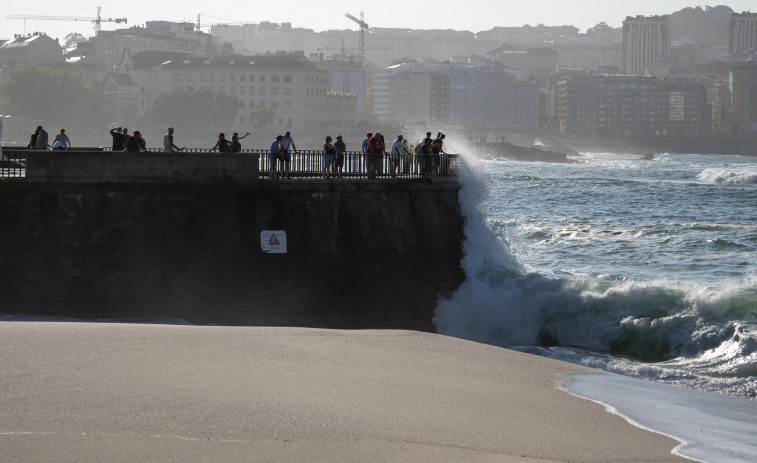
[
  {"left": 249, "top": 102, "right": 275, "bottom": 130},
  {"left": 139, "top": 89, "right": 241, "bottom": 142},
  {"left": 0, "top": 64, "right": 104, "bottom": 136},
  {"left": 63, "top": 33, "right": 86, "bottom": 49}
]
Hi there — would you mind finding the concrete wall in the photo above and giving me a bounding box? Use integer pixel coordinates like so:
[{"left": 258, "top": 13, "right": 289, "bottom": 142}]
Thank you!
[
  {"left": 0, "top": 179, "right": 465, "bottom": 331},
  {"left": 24, "top": 151, "right": 260, "bottom": 184}
]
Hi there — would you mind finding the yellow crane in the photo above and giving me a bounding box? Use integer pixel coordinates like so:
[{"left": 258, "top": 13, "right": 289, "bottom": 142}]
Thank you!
[{"left": 7, "top": 7, "right": 127, "bottom": 35}]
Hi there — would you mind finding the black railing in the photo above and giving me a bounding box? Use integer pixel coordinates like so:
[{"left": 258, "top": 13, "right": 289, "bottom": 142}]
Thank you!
[
  {"left": 0, "top": 148, "right": 27, "bottom": 178},
  {"left": 0, "top": 148, "right": 458, "bottom": 180}
]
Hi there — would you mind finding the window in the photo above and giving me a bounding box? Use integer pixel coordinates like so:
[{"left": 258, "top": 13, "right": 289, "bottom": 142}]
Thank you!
[
  {"left": 271, "top": 87, "right": 279, "bottom": 94},
  {"left": 230, "top": 87, "right": 235, "bottom": 95},
  {"left": 220, "top": 74, "right": 226, "bottom": 82},
  {"left": 250, "top": 75, "right": 255, "bottom": 82},
  {"left": 283, "top": 87, "right": 292, "bottom": 95},
  {"left": 259, "top": 87, "right": 266, "bottom": 94},
  {"left": 186, "top": 74, "right": 195, "bottom": 81},
  {"left": 283, "top": 101, "right": 292, "bottom": 109},
  {"left": 250, "top": 87, "right": 255, "bottom": 94},
  {"left": 271, "top": 75, "right": 279, "bottom": 82},
  {"left": 260, "top": 75, "right": 266, "bottom": 82},
  {"left": 210, "top": 74, "right": 216, "bottom": 82},
  {"left": 284, "top": 75, "right": 292, "bottom": 83},
  {"left": 669, "top": 91, "right": 685, "bottom": 122},
  {"left": 240, "top": 75, "right": 246, "bottom": 82},
  {"left": 174, "top": 73, "right": 183, "bottom": 81},
  {"left": 240, "top": 87, "right": 245, "bottom": 95},
  {"left": 200, "top": 74, "right": 207, "bottom": 82},
  {"left": 271, "top": 101, "right": 279, "bottom": 108}
]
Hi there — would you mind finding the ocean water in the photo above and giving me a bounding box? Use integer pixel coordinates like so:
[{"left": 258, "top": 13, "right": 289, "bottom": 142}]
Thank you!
[
  {"left": 435, "top": 149, "right": 757, "bottom": 398},
  {"left": 434, "top": 147, "right": 757, "bottom": 460}
]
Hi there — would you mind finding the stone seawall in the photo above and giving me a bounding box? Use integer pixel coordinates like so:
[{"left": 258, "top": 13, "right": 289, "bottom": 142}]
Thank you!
[{"left": 0, "top": 180, "right": 465, "bottom": 331}]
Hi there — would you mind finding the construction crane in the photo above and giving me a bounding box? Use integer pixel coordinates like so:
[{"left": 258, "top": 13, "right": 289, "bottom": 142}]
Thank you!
[
  {"left": 7, "top": 7, "right": 127, "bottom": 35},
  {"left": 196, "top": 14, "right": 254, "bottom": 32},
  {"left": 345, "top": 12, "right": 367, "bottom": 66}
]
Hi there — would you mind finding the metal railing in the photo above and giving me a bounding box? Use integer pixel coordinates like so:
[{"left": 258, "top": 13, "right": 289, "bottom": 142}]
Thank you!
[
  {"left": 0, "top": 148, "right": 27, "bottom": 178},
  {"left": 1, "top": 147, "right": 458, "bottom": 180}
]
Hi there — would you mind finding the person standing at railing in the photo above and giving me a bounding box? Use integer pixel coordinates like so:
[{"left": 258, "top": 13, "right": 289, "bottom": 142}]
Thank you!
[
  {"left": 109, "top": 127, "right": 124, "bottom": 151},
  {"left": 401, "top": 137, "right": 412, "bottom": 174},
  {"left": 280, "top": 131, "right": 296, "bottom": 180},
  {"left": 389, "top": 134, "right": 404, "bottom": 178},
  {"left": 209, "top": 133, "right": 231, "bottom": 153},
  {"left": 35, "top": 126, "right": 49, "bottom": 151},
  {"left": 362, "top": 133, "right": 372, "bottom": 154},
  {"left": 334, "top": 135, "right": 346, "bottom": 179},
  {"left": 28, "top": 126, "right": 40, "bottom": 150},
  {"left": 126, "top": 131, "right": 146, "bottom": 152},
  {"left": 416, "top": 132, "right": 433, "bottom": 177},
  {"left": 361, "top": 132, "right": 372, "bottom": 176},
  {"left": 365, "top": 132, "right": 383, "bottom": 179},
  {"left": 323, "top": 136, "right": 336, "bottom": 179},
  {"left": 163, "top": 127, "right": 184, "bottom": 153},
  {"left": 122, "top": 128, "right": 130, "bottom": 151},
  {"left": 431, "top": 133, "right": 446, "bottom": 176},
  {"left": 230, "top": 132, "right": 250, "bottom": 153},
  {"left": 269, "top": 134, "right": 283, "bottom": 180}
]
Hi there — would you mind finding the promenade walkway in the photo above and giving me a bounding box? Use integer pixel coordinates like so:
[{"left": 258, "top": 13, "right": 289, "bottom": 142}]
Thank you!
[{"left": 0, "top": 148, "right": 457, "bottom": 180}]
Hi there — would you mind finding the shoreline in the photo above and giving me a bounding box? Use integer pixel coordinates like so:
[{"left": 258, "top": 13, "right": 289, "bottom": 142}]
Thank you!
[{"left": 0, "top": 322, "right": 690, "bottom": 462}]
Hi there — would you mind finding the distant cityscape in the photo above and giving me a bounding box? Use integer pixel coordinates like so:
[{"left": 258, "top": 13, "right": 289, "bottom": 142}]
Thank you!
[{"left": 3, "top": 5, "right": 757, "bottom": 147}]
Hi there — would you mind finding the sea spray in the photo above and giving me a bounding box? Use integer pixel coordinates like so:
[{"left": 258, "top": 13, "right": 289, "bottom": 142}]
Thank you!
[{"left": 434, "top": 147, "right": 757, "bottom": 398}]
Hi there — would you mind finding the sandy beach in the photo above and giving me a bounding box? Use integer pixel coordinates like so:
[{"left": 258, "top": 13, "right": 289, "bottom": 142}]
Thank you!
[{"left": 0, "top": 322, "right": 691, "bottom": 462}]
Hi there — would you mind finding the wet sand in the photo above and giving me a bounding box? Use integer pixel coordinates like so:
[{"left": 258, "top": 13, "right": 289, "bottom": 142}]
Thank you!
[{"left": 0, "top": 322, "right": 691, "bottom": 462}]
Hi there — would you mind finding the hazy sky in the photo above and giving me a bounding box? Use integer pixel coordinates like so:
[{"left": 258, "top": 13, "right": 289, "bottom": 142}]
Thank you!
[{"left": 1, "top": 1, "right": 754, "bottom": 42}]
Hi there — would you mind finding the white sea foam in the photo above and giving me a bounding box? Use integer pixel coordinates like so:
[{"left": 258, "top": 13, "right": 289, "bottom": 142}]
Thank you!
[
  {"left": 697, "top": 167, "right": 757, "bottom": 184},
  {"left": 565, "top": 373, "right": 757, "bottom": 463}
]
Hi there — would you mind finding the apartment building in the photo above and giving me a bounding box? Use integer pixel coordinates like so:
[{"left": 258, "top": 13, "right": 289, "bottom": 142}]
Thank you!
[
  {"left": 104, "top": 50, "right": 357, "bottom": 134},
  {"left": 78, "top": 21, "right": 227, "bottom": 71},
  {"left": 730, "top": 62, "right": 757, "bottom": 134},
  {"left": 622, "top": 16, "right": 671, "bottom": 75},
  {"left": 0, "top": 33, "right": 63, "bottom": 69},
  {"left": 557, "top": 74, "right": 707, "bottom": 137},
  {"left": 729, "top": 12, "right": 757, "bottom": 54},
  {"left": 374, "top": 59, "right": 538, "bottom": 133}
]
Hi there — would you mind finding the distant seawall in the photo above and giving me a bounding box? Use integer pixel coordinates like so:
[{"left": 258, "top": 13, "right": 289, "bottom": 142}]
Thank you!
[{"left": 0, "top": 151, "right": 465, "bottom": 330}]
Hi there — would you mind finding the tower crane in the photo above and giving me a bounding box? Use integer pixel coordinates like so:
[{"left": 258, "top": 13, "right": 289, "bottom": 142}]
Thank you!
[
  {"left": 7, "top": 7, "right": 127, "bottom": 35},
  {"left": 345, "top": 12, "right": 368, "bottom": 66}
]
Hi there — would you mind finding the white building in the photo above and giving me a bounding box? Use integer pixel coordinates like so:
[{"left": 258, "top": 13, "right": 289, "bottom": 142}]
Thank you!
[
  {"left": 374, "top": 59, "right": 539, "bottom": 134},
  {"left": 622, "top": 16, "right": 671, "bottom": 75},
  {"left": 105, "top": 51, "right": 359, "bottom": 135},
  {"left": 0, "top": 33, "right": 63, "bottom": 68},
  {"left": 78, "top": 21, "right": 228, "bottom": 71}
]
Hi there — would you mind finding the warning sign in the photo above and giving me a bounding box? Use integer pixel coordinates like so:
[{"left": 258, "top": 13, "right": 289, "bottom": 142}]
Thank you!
[{"left": 260, "top": 230, "right": 287, "bottom": 253}]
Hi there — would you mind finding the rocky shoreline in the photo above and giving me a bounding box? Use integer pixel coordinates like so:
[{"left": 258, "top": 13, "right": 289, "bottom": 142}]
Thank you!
[{"left": 483, "top": 142, "right": 578, "bottom": 163}]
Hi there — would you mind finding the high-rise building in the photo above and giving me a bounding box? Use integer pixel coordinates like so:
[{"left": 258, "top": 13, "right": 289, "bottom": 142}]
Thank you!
[
  {"left": 373, "top": 59, "right": 538, "bottom": 133},
  {"left": 729, "top": 12, "right": 757, "bottom": 54},
  {"left": 730, "top": 62, "right": 757, "bottom": 133},
  {"left": 622, "top": 16, "right": 670, "bottom": 75}
]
